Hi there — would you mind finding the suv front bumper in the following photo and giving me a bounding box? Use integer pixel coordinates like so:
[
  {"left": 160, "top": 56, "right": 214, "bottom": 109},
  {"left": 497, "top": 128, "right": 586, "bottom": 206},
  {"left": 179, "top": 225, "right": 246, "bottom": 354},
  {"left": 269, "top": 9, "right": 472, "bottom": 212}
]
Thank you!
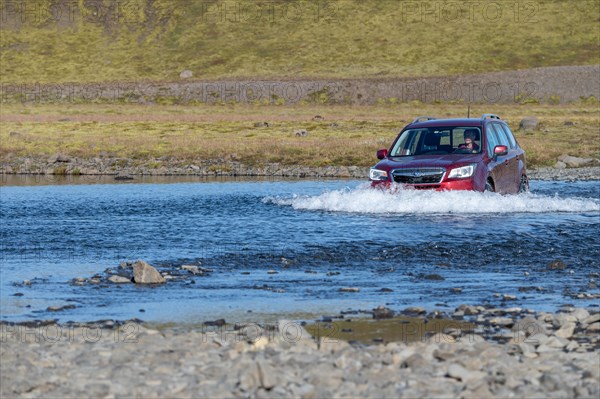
[{"left": 371, "top": 178, "right": 477, "bottom": 191}]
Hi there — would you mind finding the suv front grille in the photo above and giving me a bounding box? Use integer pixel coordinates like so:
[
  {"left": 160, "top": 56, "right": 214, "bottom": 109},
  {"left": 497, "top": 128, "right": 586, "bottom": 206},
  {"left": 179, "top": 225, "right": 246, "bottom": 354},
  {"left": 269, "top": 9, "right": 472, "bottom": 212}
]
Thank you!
[{"left": 391, "top": 168, "right": 445, "bottom": 184}]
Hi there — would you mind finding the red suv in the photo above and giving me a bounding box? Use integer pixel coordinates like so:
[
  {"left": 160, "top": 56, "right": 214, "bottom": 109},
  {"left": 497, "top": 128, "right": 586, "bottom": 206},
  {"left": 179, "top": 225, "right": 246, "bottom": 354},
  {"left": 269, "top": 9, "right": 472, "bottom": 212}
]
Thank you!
[{"left": 370, "top": 114, "right": 528, "bottom": 193}]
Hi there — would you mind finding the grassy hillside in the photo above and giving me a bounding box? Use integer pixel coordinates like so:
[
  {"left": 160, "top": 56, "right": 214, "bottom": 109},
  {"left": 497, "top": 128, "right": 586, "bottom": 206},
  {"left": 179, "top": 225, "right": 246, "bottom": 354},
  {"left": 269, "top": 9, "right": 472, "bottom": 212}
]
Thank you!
[{"left": 1, "top": 0, "right": 599, "bottom": 83}]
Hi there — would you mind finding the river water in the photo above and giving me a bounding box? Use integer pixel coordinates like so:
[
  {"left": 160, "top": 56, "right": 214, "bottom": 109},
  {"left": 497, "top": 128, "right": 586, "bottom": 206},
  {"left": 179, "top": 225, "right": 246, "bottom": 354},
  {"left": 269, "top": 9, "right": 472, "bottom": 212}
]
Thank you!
[{"left": 1, "top": 178, "right": 599, "bottom": 324}]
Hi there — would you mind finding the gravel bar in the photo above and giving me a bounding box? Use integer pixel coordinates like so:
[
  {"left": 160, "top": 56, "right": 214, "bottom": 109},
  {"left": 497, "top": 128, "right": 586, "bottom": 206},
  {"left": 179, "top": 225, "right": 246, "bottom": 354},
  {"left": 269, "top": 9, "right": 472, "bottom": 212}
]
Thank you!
[{"left": 1, "top": 306, "right": 598, "bottom": 398}]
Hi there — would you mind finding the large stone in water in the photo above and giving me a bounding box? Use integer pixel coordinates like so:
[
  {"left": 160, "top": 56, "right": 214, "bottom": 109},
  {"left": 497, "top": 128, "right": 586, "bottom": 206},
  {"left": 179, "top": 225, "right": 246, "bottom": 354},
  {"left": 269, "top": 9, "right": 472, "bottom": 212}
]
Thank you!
[{"left": 132, "top": 260, "right": 166, "bottom": 284}]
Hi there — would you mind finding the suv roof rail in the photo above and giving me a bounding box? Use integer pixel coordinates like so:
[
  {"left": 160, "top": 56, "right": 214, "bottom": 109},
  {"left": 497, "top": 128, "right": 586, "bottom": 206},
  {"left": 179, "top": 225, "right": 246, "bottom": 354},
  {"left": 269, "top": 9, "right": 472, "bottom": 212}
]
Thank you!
[
  {"left": 481, "top": 114, "right": 501, "bottom": 120},
  {"left": 411, "top": 116, "right": 437, "bottom": 124}
]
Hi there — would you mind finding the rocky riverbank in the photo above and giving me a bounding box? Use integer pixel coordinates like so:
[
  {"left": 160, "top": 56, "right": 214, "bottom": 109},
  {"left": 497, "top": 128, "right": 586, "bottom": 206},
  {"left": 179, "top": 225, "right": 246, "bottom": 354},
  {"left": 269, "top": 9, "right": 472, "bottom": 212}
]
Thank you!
[
  {"left": 0, "top": 155, "right": 369, "bottom": 179},
  {"left": 528, "top": 166, "right": 600, "bottom": 182},
  {"left": 1, "top": 154, "right": 599, "bottom": 181},
  {"left": 1, "top": 306, "right": 598, "bottom": 398}
]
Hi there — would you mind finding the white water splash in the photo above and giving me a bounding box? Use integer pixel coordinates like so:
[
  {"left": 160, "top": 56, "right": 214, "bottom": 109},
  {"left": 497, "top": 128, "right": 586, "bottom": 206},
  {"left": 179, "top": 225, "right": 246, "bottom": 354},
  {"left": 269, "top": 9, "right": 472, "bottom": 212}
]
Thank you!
[{"left": 266, "top": 184, "right": 600, "bottom": 214}]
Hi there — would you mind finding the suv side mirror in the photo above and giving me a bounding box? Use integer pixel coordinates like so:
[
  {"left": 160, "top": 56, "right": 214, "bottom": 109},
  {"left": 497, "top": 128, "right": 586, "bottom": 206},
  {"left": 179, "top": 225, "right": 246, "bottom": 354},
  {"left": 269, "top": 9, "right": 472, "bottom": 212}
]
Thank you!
[
  {"left": 376, "top": 149, "right": 388, "bottom": 159},
  {"left": 494, "top": 145, "right": 508, "bottom": 156}
]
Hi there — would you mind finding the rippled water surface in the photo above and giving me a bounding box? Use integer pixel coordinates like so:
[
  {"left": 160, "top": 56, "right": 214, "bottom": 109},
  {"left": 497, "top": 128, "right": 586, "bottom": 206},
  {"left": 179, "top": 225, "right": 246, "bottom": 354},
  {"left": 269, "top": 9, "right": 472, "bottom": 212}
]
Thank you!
[{"left": 1, "top": 179, "right": 599, "bottom": 323}]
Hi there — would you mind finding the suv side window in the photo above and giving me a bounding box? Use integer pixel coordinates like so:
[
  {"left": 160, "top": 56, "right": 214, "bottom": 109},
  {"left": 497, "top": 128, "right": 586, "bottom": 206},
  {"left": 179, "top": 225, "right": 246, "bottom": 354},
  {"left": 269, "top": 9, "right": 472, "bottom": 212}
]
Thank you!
[
  {"left": 485, "top": 125, "right": 500, "bottom": 157},
  {"left": 491, "top": 123, "right": 511, "bottom": 148},
  {"left": 499, "top": 124, "right": 517, "bottom": 148}
]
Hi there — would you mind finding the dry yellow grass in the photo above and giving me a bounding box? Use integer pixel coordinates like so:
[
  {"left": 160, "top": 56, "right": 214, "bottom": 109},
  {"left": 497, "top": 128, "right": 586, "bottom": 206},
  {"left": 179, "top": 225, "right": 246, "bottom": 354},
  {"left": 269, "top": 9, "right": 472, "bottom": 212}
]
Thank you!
[{"left": 1, "top": 103, "right": 598, "bottom": 167}]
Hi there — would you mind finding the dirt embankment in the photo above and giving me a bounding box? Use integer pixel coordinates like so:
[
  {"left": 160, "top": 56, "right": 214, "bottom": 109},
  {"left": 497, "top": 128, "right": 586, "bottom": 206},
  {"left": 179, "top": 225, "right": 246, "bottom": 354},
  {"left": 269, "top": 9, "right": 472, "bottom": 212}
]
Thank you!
[{"left": 2, "top": 66, "right": 598, "bottom": 105}]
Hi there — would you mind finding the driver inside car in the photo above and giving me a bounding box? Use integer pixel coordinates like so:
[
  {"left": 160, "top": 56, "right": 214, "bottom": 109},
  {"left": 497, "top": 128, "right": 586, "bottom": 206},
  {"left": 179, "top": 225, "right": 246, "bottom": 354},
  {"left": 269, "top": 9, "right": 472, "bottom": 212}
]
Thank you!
[{"left": 459, "top": 129, "right": 480, "bottom": 152}]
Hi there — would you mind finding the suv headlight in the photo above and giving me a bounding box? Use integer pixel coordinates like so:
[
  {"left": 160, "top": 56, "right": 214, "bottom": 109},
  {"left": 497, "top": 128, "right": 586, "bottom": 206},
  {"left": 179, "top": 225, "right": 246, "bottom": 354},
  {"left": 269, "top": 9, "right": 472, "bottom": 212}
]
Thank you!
[
  {"left": 448, "top": 164, "right": 476, "bottom": 179},
  {"left": 369, "top": 168, "right": 389, "bottom": 181}
]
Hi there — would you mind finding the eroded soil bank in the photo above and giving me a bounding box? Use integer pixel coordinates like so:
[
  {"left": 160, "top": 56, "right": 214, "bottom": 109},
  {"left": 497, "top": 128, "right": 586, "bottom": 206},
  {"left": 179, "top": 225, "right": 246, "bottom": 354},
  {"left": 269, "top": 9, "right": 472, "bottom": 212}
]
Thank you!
[{"left": 2, "top": 66, "right": 598, "bottom": 105}]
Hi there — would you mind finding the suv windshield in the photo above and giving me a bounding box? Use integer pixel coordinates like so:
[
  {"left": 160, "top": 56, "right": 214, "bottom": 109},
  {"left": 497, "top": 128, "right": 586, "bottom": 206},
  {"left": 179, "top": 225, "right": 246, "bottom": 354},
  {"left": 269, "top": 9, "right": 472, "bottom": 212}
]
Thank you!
[{"left": 389, "top": 127, "right": 482, "bottom": 156}]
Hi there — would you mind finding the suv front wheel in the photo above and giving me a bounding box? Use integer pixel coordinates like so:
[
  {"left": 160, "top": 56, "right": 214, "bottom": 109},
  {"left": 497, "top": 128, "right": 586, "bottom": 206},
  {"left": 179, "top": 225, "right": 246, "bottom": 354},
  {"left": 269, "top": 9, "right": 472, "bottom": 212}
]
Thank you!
[{"left": 518, "top": 175, "right": 529, "bottom": 193}]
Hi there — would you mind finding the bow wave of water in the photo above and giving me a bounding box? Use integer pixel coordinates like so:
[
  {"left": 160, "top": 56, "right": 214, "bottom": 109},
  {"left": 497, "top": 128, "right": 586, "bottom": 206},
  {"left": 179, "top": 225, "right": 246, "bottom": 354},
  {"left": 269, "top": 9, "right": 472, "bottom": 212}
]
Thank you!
[{"left": 266, "top": 184, "right": 600, "bottom": 214}]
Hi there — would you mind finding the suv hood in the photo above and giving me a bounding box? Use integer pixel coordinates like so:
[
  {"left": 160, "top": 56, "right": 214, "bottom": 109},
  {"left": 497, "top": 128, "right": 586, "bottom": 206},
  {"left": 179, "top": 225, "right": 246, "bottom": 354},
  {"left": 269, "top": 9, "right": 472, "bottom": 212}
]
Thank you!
[{"left": 379, "top": 154, "right": 482, "bottom": 169}]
